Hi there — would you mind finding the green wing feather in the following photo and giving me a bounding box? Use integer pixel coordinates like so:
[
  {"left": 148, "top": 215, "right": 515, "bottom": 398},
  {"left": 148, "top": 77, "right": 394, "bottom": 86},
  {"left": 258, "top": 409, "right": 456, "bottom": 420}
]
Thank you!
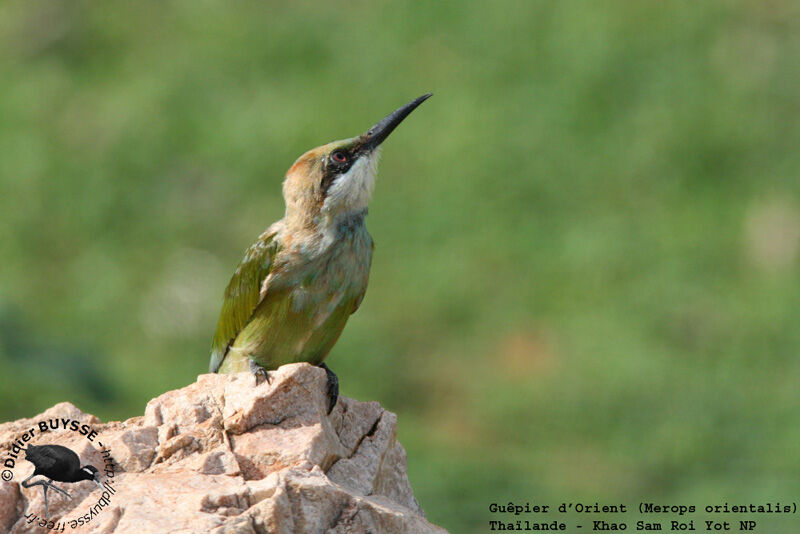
[{"left": 209, "top": 229, "right": 280, "bottom": 372}]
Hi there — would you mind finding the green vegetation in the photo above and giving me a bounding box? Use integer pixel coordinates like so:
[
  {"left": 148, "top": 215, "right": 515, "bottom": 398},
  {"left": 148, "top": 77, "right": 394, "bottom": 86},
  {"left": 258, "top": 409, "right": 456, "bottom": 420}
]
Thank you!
[{"left": 1, "top": 2, "right": 798, "bottom": 532}]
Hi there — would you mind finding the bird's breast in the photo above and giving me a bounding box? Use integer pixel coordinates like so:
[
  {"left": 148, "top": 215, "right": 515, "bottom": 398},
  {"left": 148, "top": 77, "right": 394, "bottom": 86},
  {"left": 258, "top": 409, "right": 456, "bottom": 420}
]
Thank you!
[
  {"left": 227, "top": 224, "right": 373, "bottom": 369},
  {"left": 288, "top": 225, "right": 373, "bottom": 313}
]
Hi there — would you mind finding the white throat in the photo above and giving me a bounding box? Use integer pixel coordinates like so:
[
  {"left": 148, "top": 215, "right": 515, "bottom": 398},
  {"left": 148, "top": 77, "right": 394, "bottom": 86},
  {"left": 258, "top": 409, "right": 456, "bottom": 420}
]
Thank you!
[{"left": 321, "top": 150, "right": 380, "bottom": 219}]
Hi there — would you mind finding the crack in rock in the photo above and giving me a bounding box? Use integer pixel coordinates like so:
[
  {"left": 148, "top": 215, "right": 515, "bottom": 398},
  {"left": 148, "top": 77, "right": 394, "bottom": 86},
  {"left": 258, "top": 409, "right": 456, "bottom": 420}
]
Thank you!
[{"left": 0, "top": 363, "right": 447, "bottom": 534}]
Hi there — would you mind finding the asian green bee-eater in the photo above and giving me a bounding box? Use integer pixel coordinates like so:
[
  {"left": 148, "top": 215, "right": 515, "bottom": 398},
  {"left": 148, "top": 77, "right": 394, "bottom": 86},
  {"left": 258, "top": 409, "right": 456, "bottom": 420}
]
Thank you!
[{"left": 209, "top": 94, "right": 432, "bottom": 412}]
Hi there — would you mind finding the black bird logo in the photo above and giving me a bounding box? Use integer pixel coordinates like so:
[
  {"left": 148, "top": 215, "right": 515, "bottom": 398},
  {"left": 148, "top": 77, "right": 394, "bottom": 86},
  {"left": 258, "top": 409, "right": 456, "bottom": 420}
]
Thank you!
[{"left": 22, "top": 444, "right": 103, "bottom": 518}]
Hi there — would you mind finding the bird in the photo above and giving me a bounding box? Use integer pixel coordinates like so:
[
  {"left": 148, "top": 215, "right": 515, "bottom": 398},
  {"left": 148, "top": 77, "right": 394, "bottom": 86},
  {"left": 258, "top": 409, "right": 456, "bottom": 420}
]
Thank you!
[
  {"left": 209, "top": 93, "right": 432, "bottom": 412},
  {"left": 22, "top": 444, "right": 103, "bottom": 518}
]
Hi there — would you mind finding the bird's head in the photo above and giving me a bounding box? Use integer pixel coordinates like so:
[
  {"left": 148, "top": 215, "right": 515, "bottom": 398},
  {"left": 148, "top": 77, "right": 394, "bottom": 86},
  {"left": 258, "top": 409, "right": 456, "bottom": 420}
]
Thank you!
[
  {"left": 80, "top": 465, "right": 104, "bottom": 488},
  {"left": 282, "top": 93, "right": 431, "bottom": 229}
]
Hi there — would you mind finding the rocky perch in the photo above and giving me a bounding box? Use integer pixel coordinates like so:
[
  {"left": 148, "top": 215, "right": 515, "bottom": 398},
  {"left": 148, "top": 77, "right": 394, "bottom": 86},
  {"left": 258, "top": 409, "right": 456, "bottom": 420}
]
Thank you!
[{"left": 0, "top": 363, "right": 447, "bottom": 533}]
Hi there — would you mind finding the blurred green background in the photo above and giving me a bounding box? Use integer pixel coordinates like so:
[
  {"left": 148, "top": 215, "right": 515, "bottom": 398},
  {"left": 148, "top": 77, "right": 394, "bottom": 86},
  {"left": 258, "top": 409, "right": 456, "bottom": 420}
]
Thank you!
[{"left": 1, "top": 1, "right": 799, "bottom": 532}]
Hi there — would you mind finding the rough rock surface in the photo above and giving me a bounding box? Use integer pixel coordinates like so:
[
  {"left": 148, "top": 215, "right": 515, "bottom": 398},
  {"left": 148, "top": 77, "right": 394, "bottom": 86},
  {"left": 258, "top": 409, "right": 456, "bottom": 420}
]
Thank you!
[{"left": 0, "top": 363, "right": 447, "bottom": 534}]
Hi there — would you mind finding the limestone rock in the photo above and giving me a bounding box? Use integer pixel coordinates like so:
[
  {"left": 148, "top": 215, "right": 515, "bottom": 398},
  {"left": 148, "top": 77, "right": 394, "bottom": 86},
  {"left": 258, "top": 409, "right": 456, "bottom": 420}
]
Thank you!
[{"left": 0, "top": 363, "right": 447, "bottom": 534}]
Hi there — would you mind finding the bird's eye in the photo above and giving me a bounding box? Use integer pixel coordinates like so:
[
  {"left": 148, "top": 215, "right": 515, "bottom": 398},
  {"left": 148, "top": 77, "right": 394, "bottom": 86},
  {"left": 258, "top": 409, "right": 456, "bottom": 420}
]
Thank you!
[{"left": 331, "top": 151, "right": 348, "bottom": 164}]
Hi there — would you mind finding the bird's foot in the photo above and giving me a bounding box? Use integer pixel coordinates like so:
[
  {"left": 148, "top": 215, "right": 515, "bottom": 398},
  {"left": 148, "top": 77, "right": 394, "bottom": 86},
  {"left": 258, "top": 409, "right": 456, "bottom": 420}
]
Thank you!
[
  {"left": 23, "top": 479, "right": 71, "bottom": 519},
  {"left": 248, "top": 359, "right": 271, "bottom": 385},
  {"left": 319, "top": 363, "right": 338, "bottom": 414}
]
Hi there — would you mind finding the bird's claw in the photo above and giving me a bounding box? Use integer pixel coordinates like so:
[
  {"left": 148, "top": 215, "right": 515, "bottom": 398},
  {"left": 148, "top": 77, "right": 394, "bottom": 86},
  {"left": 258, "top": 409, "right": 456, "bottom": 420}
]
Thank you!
[
  {"left": 319, "top": 363, "right": 339, "bottom": 414},
  {"left": 255, "top": 368, "right": 270, "bottom": 385},
  {"left": 248, "top": 359, "right": 271, "bottom": 385}
]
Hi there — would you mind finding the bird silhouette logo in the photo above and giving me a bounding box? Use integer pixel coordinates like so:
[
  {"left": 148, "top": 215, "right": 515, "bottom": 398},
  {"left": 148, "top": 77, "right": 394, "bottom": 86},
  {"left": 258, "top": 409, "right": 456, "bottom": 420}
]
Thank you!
[{"left": 22, "top": 444, "right": 103, "bottom": 518}]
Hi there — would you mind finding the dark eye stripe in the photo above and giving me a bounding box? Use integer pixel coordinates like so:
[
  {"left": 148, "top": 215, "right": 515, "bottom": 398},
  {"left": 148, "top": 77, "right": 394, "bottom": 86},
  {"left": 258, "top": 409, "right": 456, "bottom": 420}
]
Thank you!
[
  {"left": 321, "top": 171, "right": 336, "bottom": 196},
  {"left": 320, "top": 150, "right": 356, "bottom": 197},
  {"left": 321, "top": 150, "right": 355, "bottom": 196}
]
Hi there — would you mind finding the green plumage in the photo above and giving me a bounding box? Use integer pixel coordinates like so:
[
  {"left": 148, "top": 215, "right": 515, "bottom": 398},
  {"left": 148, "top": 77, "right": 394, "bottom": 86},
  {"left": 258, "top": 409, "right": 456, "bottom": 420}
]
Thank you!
[{"left": 209, "top": 220, "right": 373, "bottom": 374}]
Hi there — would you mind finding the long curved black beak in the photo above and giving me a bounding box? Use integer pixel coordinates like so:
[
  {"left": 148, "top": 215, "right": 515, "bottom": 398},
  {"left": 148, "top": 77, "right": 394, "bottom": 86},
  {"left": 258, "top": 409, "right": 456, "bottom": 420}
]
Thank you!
[{"left": 360, "top": 93, "right": 432, "bottom": 152}]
